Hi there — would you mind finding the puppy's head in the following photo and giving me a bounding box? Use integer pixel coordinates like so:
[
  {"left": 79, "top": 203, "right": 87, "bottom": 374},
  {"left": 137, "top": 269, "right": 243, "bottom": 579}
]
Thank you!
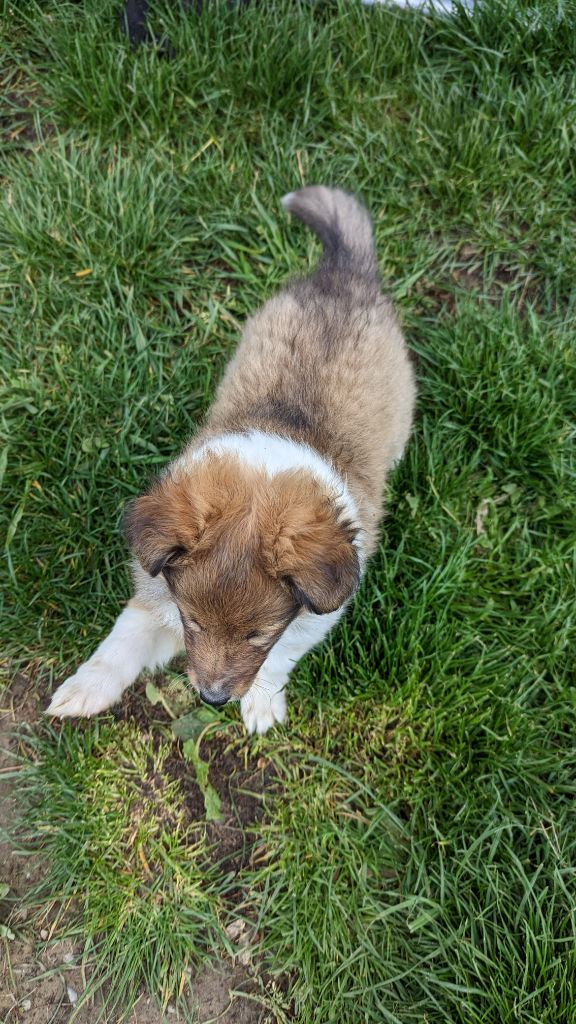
[{"left": 124, "top": 454, "right": 359, "bottom": 705}]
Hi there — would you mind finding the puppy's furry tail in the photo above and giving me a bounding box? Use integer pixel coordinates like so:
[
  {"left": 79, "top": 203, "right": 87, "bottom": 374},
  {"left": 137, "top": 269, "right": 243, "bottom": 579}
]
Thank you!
[{"left": 281, "top": 185, "right": 377, "bottom": 279}]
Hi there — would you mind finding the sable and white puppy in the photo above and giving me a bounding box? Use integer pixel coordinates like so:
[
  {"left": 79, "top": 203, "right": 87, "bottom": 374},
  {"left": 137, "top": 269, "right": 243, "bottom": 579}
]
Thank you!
[{"left": 47, "top": 186, "right": 416, "bottom": 734}]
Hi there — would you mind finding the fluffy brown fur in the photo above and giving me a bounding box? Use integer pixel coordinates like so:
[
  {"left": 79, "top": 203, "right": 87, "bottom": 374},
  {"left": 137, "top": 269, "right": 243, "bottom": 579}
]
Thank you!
[{"left": 199, "top": 189, "right": 415, "bottom": 555}]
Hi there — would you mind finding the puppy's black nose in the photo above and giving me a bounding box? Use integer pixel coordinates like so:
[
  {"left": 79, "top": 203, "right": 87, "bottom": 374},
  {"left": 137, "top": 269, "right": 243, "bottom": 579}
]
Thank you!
[{"left": 199, "top": 691, "right": 229, "bottom": 707}]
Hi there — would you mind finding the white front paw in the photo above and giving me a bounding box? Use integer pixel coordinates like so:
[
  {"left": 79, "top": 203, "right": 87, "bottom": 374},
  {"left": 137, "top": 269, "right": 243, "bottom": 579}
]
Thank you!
[
  {"left": 46, "top": 659, "right": 125, "bottom": 718},
  {"left": 241, "top": 684, "right": 287, "bottom": 736}
]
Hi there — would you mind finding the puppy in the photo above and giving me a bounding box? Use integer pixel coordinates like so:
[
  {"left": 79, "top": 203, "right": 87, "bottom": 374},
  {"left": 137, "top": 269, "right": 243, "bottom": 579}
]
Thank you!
[{"left": 47, "top": 186, "right": 416, "bottom": 734}]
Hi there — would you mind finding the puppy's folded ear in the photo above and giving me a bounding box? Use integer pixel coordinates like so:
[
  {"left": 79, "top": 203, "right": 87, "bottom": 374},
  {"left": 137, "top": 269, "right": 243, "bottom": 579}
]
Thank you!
[
  {"left": 124, "top": 455, "right": 258, "bottom": 578},
  {"left": 123, "top": 480, "right": 202, "bottom": 578},
  {"left": 265, "top": 483, "right": 360, "bottom": 615},
  {"left": 285, "top": 536, "right": 359, "bottom": 614},
  {"left": 123, "top": 493, "right": 183, "bottom": 577}
]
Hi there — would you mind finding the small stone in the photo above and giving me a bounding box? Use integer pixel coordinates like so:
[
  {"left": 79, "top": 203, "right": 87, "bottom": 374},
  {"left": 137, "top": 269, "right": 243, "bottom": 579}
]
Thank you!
[
  {"left": 238, "top": 946, "right": 251, "bottom": 967},
  {"left": 40, "top": 929, "right": 49, "bottom": 940},
  {"left": 63, "top": 952, "right": 74, "bottom": 964},
  {"left": 67, "top": 987, "right": 78, "bottom": 1005},
  {"left": 238, "top": 928, "right": 251, "bottom": 965},
  {"left": 20, "top": 999, "right": 32, "bottom": 1011},
  {"left": 167, "top": 1006, "right": 176, "bottom": 1015},
  {"left": 225, "top": 919, "right": 246, "bottom": 942}
]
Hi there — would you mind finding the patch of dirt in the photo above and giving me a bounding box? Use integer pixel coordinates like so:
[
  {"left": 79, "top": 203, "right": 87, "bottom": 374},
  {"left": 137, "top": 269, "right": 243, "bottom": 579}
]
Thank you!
[
  {"left": 412, "top": 242, "right": 539, "bottom": 316},
  {"left": 190, "top": 966, "right": 268, "bottom": 1024},
  {"left": 0, "top": 674, "right": 45, "bottom": 893},
  {"left": 205, "top": 735, "right": 276, "bottom": 875},
  {"left": 0, "top": 79, "right": 54, "bottom": 153},
  {"left": 1, "top": 938, "right": 265, "bottom": 1024},
  {"left": 1, "top": 677, "right": 277, "bottom": 1023},
  {"left": 113, "top": 678, "right": 179, "bottom": 728},
  {"left": 116, "top": 682, "right": 279, "bottom": 876}
]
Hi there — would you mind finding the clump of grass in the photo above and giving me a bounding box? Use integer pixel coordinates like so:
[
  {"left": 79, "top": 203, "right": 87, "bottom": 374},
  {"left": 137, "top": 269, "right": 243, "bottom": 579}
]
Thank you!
[
  {"left": 253, "top": 693, "right": 576, "bottom": 1023},
  {"left": 12, "top": 721, "right": 226, "bottom": 1014}
]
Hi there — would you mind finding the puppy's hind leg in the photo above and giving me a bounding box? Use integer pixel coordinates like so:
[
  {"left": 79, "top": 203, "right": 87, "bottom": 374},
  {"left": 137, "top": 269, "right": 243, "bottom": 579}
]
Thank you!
[{"left": 46, "top": 600, "right": 183, "bottom": 719}]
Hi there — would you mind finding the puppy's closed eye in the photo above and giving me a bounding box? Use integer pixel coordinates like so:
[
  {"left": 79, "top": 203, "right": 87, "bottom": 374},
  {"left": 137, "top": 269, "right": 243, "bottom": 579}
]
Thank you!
[{"left": 246, "top": 631, "right": 268, "bottom": 646}]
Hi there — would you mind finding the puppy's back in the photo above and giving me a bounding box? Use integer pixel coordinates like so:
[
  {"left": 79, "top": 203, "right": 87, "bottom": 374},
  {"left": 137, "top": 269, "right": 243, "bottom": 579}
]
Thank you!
[{"left": 204, "top": 187, "right": 416, "bottom": 548}]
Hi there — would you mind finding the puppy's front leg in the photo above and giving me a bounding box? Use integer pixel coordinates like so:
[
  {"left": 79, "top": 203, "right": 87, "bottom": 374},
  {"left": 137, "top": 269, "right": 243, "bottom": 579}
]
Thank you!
[
  {"left": 240, "top": 610, "right": 344, "bottom": 735},
  {"left": 46, "top": 599, "right": 183, "bottom": 718},
  {"left": 241, "top": 669, "right": 288, "bottom": 736}
]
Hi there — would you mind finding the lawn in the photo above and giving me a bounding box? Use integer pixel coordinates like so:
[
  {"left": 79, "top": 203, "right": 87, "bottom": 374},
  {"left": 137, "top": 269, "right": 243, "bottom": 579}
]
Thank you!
[{"left": 1, "top": 0, "right": 575, "bottom": 1021}]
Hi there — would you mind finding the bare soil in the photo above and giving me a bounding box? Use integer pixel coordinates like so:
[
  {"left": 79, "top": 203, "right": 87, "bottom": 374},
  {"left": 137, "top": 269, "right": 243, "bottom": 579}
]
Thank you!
[
  {"left": 114, "top": 682, "right": 279, "bottom": 876},
  {"left": 412, "top": 241, "right": 539, "bottom": 316}
]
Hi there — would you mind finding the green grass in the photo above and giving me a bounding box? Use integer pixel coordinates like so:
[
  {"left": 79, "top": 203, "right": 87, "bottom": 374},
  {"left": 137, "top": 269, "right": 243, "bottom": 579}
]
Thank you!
[
  {"left": 1, "top": 0, "right": 576, "bottom": 1020},
  {"left": 14, "top": 720, "right": 226, "bottom": 1015}
]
